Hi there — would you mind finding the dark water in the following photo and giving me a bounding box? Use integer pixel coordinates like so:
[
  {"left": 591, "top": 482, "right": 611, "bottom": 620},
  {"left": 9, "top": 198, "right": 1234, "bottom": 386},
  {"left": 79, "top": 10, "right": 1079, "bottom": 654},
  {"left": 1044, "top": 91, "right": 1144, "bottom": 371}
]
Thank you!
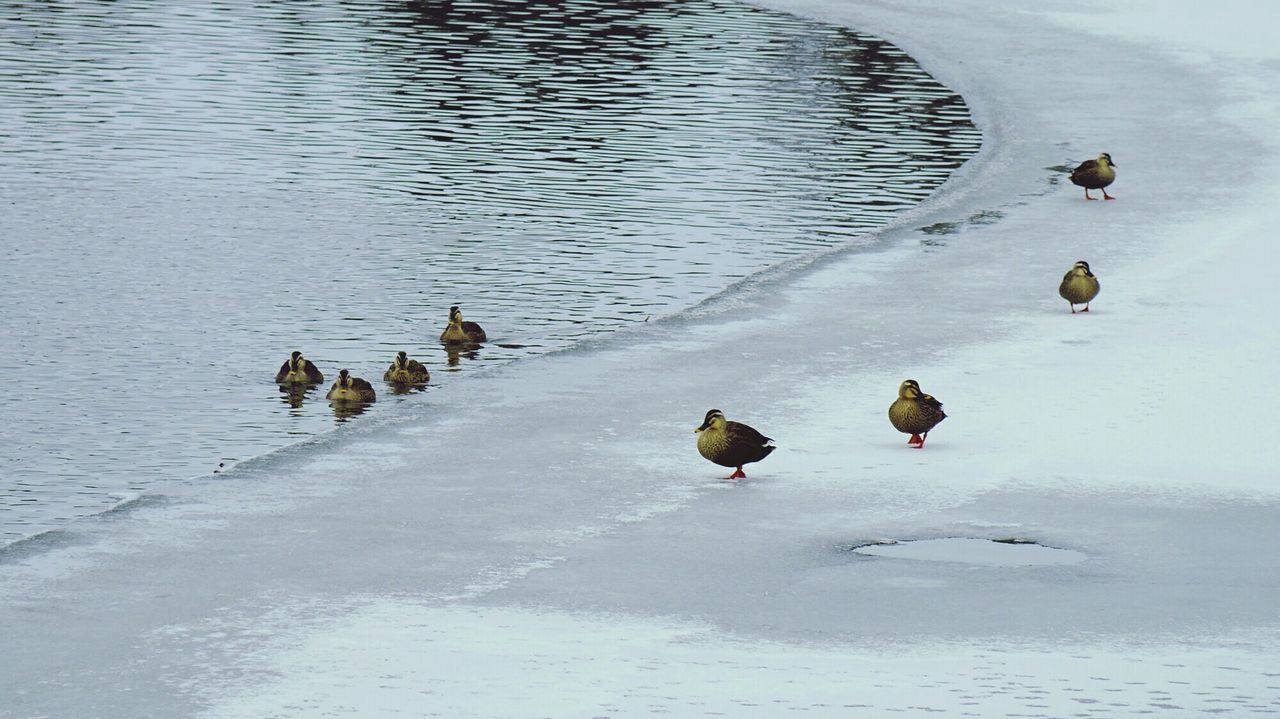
[{"left": 0, "top": 0, "right": 980, "bottom": 544}]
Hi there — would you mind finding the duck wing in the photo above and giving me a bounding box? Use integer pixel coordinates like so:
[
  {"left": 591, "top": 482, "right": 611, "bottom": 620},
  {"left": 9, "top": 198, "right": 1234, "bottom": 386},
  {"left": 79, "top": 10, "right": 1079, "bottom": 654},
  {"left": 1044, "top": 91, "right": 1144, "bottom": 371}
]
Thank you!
[
  {"left": 1071, "top": 159, "right": 1098, "bottom": 175},
  {"left": 462, "top": 321, "right": 487, "bottom": 342},
  {"left": 303, "top": 360, "right": 325, "bottom": 383},
  {"left": 410, "top": 361, "right": 430, "bottom": 380},
  {"left": 726, "top": 421, "right": 774, "bottom": 446},
  {"left": 724, "top": 421, "right": 775, "bottom": 465},
  {"left": 275, "top": 360, "right": 291, "bottom": 382},
  {"left": 920, "top": 394, "right": 947, "bottom": 421},
  {"left": 1070, "top": 159, "right": 1098, "bottom": 184}
]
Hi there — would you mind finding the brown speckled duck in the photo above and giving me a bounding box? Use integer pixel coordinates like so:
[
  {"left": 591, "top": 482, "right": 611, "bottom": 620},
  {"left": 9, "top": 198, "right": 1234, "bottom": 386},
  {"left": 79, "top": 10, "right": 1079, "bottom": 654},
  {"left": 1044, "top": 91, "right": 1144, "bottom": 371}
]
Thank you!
[
  {"left": 1069, "top": 153, "right": 1116, "bottom": 200},
  {"left": 888, "top": 380, "right": 946, "bottom": 448},
  {"left": 440, "top": 305, "right": 487, "bottom": 344},
  {"left": 695, "top": 409, "right": 776, "bottom": 480},
  {"left": 275, "top": 350, "right": 324, "bottom": 385},
  {"left": 383, "top": 350, "right": 430, "bottom": 384},
  {"left": 326, "top": 369, "right": 377, "bottom": 403},
  {"left": 1058, "top": 260, "right": 1101, "bottom": 313}
]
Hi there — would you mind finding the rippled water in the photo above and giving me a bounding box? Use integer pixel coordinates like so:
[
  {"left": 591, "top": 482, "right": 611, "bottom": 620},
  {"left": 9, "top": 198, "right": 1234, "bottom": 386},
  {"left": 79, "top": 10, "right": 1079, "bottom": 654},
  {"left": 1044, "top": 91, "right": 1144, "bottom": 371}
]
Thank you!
[{"left": 0, "top": 0, "right": 979, "bottom": 544}]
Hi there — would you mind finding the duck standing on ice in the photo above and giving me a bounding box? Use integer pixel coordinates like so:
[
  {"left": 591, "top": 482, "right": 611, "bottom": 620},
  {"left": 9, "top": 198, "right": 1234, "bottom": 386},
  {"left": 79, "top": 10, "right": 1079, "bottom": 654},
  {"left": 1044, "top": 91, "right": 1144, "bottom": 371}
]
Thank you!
[
  {"left": 1069, "top": 152, "right": 1117, "bottom": 200},
  {"left": 888, "top": 380, "right": 946, "bottom": 448},
  {"left": 695, "top": 409, "right": 776, "bottom": 480},
  {"left": 1058, "top": 260, "right": 1101, "bottom": 313}
]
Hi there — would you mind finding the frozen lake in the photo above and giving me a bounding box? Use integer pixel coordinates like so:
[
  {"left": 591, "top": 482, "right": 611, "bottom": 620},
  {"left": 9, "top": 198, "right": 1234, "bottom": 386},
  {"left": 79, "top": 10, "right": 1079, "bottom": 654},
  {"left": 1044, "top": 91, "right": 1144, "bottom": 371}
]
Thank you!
[
  {"left": 3, "top": 0, "right": 1278, "bottom": 717},
  {"left": 0, "top": 0, "right": 978, "bottom": 545}
]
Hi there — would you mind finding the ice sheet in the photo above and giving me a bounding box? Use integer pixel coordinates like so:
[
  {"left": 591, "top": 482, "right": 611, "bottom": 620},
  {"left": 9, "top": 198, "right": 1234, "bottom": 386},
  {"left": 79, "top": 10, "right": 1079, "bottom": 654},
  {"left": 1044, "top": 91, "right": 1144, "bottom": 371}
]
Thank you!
[{"left": 196, "top": 602, "right": 1280, "bottom": 718}]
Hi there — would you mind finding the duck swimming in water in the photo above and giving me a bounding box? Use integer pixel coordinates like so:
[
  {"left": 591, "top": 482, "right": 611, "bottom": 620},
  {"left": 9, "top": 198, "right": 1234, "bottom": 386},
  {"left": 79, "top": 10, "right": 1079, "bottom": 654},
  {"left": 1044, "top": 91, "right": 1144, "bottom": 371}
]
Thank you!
[
  {"left": 326, "top": 369, "right": 377, "bottom": 403},
  {"left": 275, "top": 350, "right": 324, "bottom": 385},
  {"left": 440, "top": 305, "right": 487, "bottom": 344},
  {"left": 1069, "top": 153, "right": 1117, "bottom": 200},
  {"left": 888, "top": 380, "right": 946, "bottom": 448},
  {"left": 1058, "top": 260, "right": 1101, "bottom": 313},
  {"left": 694, "top": 409, "right": 776, "bottom": 480},
  {"left": 383, "top": 350, "right": 431, "bottom": 384}
]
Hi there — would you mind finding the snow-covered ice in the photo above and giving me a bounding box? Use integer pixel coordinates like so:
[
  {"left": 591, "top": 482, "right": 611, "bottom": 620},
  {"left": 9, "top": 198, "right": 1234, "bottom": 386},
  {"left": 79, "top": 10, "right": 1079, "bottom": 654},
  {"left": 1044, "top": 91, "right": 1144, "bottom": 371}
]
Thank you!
[{"left": 3, "top": 1, "right": 1280, "bottom": 717}]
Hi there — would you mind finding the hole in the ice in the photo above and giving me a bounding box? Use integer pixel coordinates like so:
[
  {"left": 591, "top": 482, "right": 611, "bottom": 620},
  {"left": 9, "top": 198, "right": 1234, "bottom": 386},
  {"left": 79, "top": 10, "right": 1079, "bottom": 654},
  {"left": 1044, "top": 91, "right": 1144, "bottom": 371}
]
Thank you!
[{"left": 846, "top": 537, "right": 1086, "bottom": 566}]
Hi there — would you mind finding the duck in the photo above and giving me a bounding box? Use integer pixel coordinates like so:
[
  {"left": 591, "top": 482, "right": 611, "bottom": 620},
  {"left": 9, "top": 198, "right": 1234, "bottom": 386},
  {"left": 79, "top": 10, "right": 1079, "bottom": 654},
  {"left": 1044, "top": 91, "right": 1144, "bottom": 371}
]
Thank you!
[
  {"left": 440, "top": 305, "right": 487, "bottom": 344},
  {"left": 694, "top": 409, "right": 776, "bottom": 480},
  {"left": 326, "top": 369, "right": 377, "bottom": 403},
  {"left": 888, "top": 380, "right": 946, "bottom": 448},
  {"left": 1058, "top": 260, "right": 1101, "bottom": 313},
  {"left": 383, "top": 350, "right": 431, "bottom": 384},
  {"left": 1069, "top": 152, "right": 1116, "bottom": 200},
  {"left": 275, "top": 350, "right": 324, "bottom": 385}
]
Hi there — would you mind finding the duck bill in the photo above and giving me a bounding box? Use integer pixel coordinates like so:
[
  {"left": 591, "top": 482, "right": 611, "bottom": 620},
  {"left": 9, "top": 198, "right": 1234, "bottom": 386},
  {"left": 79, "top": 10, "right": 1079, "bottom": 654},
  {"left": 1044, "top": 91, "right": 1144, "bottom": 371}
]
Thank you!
[{"left": 695, "top": 422, "right": 710, "bottom": 433}]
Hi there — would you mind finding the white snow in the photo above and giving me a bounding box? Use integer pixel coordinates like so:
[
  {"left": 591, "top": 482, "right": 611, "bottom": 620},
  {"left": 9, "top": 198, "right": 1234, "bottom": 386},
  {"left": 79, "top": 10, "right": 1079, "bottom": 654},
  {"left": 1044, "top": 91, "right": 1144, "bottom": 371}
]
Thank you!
[{"left": 3, "top": 1, "right": 1280, "bottom": 717}]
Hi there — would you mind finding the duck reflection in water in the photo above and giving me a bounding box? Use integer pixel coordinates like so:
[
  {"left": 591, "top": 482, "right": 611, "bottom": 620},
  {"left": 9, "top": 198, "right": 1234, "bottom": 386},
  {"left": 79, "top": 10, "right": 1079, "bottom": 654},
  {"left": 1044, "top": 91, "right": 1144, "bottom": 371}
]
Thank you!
[
  {"left": 387, "top": 381, "right": 424, "bottom": 395},
  {"left": 278, "top": 383, "right": 315, "bottom": 409},
  {"left": 330, "top": 400, "right": 370, "bottom": 422},
  {"left": 444, "top": 343, "right": 480, "bottom": 368}
]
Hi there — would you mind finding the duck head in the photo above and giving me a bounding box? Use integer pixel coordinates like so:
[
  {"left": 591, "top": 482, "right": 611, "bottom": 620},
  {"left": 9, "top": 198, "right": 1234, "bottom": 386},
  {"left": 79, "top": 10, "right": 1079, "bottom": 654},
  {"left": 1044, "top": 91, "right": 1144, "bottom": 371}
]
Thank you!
[
  {"left": 898, "top": 380, "right": 922, "bottom": 399},
  {"left": 290, "top": 350, "right": 304, "bottom": 370},
  {"left": 1098, "top": 152, "right": 1114, "bottom": 168},
  {"left": 337, "top": 369, "right": 351, "bottom": 389},
  {"left": 695, "top": 409, "right": 727, "bottom": 433},
  {"left": 395, "top": 350, "right": 409, "bottom": 369},
  {"left": 448, "top": 305, "right": 463, "bottom": 327},
  {"left": 1072, "top": 260, "right": 1095, "bottom": 277}
]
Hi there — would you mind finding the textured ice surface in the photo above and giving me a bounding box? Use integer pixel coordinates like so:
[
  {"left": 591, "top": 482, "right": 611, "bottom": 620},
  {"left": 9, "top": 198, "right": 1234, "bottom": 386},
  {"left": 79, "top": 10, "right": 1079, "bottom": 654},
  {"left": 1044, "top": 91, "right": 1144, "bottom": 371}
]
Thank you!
[
  {"left": 197, "top": 602, "right": 1280, "bottom": 719},
  {"left": 3, "top": 1, "right": 1280, "bottom": 717}
]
